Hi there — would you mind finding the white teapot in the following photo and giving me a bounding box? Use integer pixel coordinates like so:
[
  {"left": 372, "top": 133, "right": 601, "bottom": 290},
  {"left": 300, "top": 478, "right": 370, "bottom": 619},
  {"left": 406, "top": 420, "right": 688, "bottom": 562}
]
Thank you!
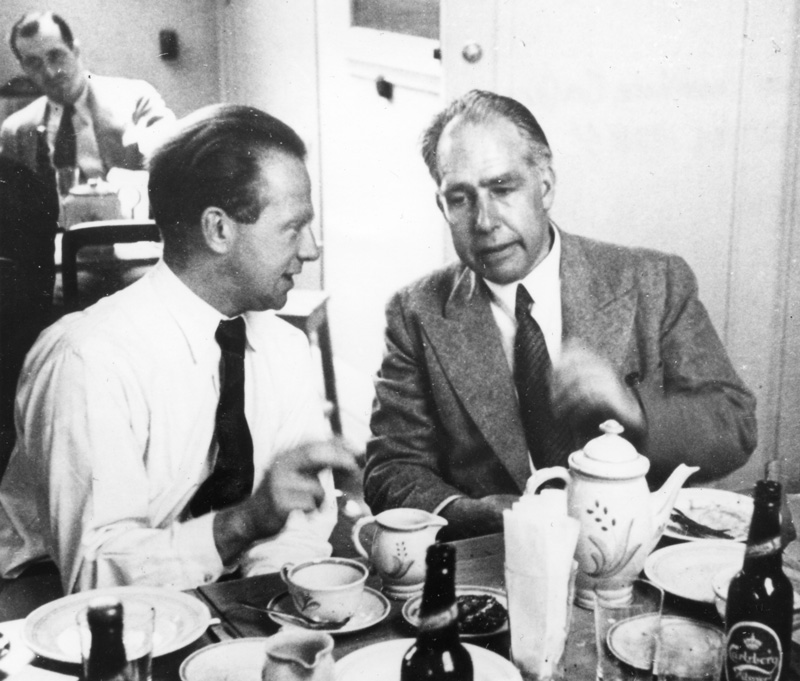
[{"left": 526, "top": 420, "right": 698, "bottom": 608}]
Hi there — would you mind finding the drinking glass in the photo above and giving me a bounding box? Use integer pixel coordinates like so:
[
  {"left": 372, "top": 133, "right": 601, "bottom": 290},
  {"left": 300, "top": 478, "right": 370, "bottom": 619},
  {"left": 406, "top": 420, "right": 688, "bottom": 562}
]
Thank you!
[
  {"left": 76, "top": 601, "right": 155, "bottom": 681},
  {"left": 594, "top": 579, "right": 664, "bottom": 681},
  {"left": 505, "top": 561, "right": 577, "bottom": 680},
  {"left": 653, "top": 619, "right": 725, "bottom": 681}
]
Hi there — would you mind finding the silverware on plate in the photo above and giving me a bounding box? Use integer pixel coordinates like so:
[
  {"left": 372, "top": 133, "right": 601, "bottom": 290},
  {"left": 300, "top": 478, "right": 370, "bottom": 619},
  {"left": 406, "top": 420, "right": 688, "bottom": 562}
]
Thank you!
[
  {"left": 238, "top": 602, "right": 351, "bottom": 630},
  {"left": 670, "top": 508, "right": 734, "bottom": 539}
]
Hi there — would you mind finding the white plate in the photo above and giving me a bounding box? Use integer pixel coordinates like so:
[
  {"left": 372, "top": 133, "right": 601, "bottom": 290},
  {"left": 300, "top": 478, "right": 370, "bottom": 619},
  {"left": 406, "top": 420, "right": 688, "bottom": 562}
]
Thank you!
[
  {"left": 265, "top": 587, "right": 390, "bottom": 635},
  {"left": 665, "top": 488, "right": 753, "bottom": 542},
  {"left": 335, "top": 638, "right": 522, "bottom": 681},
  {"left": 23, "top": 586, "right": 211, "bottom": 663},
  {"left": 401, "top": 586, "right": 508, "bottom": 639},
  {"left": 180, "top": 638, "right": 269, "bottom": 681},
  {"left": 644, "top": 540, "right": 745, "bottom": 603},
  {"left": 608, "top": 615, "right": 722, "bottom": 670}
]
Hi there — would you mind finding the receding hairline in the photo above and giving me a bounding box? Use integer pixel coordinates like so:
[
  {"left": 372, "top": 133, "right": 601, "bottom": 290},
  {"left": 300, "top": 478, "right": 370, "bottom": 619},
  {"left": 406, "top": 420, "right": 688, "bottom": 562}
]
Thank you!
[
  {"left": 10, "top": 11, "right": 74, "bottom": 58},
  {"left": 435, "top": 112, "right": 549, "bottom": 178}
]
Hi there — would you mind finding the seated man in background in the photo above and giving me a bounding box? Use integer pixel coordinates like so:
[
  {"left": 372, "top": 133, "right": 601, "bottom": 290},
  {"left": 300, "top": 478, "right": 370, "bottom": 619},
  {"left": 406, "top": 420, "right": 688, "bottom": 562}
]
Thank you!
[
  {"left": 0, "top": 11, "right": 174, "bottom": 196},
  {"left": 0, "top": 104, "right": 356, "bottom": 593},
  {"left": 364, "top": 90, "right": 757, "bottom": 540}
]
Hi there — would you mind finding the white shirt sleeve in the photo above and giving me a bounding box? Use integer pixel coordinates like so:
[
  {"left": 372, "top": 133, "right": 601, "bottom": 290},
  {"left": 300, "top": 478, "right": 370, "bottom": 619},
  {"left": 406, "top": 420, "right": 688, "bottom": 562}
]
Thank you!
[{"left": 12, "top": 330, "right": 223, "bottom": 594}]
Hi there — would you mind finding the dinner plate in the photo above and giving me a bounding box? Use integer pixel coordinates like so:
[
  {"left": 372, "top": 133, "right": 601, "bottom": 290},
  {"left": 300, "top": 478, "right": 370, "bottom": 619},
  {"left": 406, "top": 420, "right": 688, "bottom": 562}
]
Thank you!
[
  {"left": 664, "top": 488, "right": 753, "bottom": 542},
  {"left": 23, "top": 586, "right": 211, "bottom": 663},
  {"left": 334, "top": 638, "right": 522, "bottom": 681},
  {"left": 180, "top": 638, "right": 269, "bottom": 681},
  {"left": 644, "top": 540, "right": 745, "bottom": 603},
  {"left": 608, "top": 615, "right": 722, "bottom": 670},
  {"left": 265, "top": 587, "right": 390, "bottom": 634},
  {"left": 401, "top": 585, "right": 509, "bottom": 639}
]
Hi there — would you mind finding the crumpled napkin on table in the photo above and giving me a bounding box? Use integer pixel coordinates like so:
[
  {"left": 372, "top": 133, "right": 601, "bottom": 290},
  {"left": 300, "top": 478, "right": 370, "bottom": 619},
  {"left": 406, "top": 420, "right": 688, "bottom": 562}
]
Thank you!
[{"left": 503, "top": 490, "right": 579, "bottom": 680}]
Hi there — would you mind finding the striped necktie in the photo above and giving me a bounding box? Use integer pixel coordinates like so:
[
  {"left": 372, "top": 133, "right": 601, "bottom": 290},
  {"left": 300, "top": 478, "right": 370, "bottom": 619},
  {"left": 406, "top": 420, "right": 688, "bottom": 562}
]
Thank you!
[{"left": 514, "top": 284, "right": 574, "bottom": 468}]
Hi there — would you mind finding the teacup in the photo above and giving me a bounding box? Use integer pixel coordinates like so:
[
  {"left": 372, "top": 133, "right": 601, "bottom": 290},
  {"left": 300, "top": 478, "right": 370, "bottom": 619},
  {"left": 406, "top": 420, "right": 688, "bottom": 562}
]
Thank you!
[{"left": 280, "top": 557, "right": 368, "bottom": 624}]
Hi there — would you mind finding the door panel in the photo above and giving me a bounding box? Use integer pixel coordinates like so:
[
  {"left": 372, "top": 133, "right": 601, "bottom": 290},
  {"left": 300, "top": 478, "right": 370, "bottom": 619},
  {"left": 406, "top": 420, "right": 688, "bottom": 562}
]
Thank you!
[{"left": 317, "top": 3, "right": 444, "bottom": 440}]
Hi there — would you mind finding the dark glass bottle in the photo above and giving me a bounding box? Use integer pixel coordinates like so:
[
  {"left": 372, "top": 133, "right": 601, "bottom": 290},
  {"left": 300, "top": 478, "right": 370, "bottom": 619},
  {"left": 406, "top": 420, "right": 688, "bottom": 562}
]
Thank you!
[
  {"left": 84, "top": 599, "right": 129, "bottom": 681},
  {"left": 401, "top": 543, "right": 474, "bottom": 681},
  {"left": 724, "top": 480, "right": 793, "bottom": 681}
]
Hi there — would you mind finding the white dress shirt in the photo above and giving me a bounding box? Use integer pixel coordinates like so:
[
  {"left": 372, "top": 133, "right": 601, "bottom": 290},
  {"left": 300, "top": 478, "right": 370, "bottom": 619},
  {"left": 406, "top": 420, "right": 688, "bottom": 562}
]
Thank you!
[
  {"left": 483, "top": 225, "right": 563, "bottom": 370},
  {"left": 0, "top": 260, "right": 336, "bottom": 593},
  {"left": 46, "top": 83, "right": 104, "bottom": 180}
]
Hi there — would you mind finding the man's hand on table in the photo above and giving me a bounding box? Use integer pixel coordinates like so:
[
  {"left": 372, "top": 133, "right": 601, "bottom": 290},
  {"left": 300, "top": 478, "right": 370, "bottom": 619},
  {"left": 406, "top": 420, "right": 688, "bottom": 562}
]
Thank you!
[
  {"left": 212, "top": 439, "right": 358, "bottom": 564},
  {"left": 551, "top": 341, "right": 646, "bottom": 447},
  {"left": 439, "top": 494, "right": 519, "bottom": 540}
]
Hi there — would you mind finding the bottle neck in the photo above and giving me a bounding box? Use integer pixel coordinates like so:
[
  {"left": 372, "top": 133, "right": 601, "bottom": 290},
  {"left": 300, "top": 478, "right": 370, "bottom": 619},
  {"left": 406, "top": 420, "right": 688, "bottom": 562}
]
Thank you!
[
  {"left": 416, "top": 602, "right": 461, "bottom": 647},
  {"left": 742, "top": 485, "right": 783, "bottom": 571},
  {"left": 417, "top": 545, "right": 460, "bottom": 647},
  {"left": 87, "top": 622, "right": 127, "bottom": 679}
]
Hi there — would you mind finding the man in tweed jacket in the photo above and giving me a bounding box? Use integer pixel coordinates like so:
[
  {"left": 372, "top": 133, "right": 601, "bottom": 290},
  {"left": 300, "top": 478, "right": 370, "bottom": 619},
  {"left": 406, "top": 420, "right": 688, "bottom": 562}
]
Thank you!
[{"left": 364, "top": 91, "right": 756, "bottom": 539}]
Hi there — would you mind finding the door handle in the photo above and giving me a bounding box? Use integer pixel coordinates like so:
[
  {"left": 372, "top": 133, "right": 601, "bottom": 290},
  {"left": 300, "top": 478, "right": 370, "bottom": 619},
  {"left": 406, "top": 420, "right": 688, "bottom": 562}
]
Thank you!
[
  {"left": 461, "top": 42, "right": 483, "bottom": 64},
  {"left": 376, "top": 76, "right": 394, "bottom": 102}
]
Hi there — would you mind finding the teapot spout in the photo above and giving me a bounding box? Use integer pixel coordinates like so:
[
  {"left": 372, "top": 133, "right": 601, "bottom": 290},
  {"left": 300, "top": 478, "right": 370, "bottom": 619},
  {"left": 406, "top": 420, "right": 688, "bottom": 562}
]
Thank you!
[{"left": 651, "top": 463, "right": 699, "bottom": 533}]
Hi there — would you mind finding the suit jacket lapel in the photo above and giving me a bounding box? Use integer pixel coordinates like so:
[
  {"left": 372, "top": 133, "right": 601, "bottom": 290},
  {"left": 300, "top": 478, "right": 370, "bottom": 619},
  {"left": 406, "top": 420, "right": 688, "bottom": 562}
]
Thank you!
[
  {"left": 420, "top": 268, "right": 531, "bottom": 492},
  {"left": 560, "top": 232, "right": 639, "bottom": 370}
]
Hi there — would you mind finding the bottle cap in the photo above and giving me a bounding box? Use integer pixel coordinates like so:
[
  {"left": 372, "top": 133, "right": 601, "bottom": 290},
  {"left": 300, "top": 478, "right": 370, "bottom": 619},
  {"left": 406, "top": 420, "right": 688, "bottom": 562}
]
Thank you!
[
  {"left": 86, "top": 598, "right": 124, "bottom": 628},
  {"left": 754, "top": 479, "right": 782, "bottom": 505}
]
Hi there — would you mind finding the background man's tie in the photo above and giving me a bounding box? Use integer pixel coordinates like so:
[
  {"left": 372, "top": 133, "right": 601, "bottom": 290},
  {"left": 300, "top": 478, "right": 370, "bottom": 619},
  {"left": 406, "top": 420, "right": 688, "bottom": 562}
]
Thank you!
[
  {"left": 190, "top": 317, "right": 255, "bottom": 515},
  {"left": 53, "top": 104, "right": 77, "bottom": 170},
  {"left": 514, "top": 284, "right": 573, "bottom": 469}
]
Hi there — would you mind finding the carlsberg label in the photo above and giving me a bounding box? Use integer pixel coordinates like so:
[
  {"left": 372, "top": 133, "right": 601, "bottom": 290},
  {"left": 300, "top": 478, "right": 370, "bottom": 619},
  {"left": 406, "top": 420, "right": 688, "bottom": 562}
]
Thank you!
[{"left": 726, "top": 621, "right": 783, "bottom": 681}]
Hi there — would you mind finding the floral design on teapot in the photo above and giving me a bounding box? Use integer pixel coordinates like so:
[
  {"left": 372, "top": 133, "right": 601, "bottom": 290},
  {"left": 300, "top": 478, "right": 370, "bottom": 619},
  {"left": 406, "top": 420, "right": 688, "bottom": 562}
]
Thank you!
[{"left": 584, "top": 500, "right": 642, "bottom": 578}]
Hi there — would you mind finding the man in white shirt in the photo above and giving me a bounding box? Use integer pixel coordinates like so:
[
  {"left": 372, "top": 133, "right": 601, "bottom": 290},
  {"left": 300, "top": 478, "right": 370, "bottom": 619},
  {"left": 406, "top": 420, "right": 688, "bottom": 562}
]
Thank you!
[
  {"left": 0, "top": 103, "right": 356, "bottom": 593},
  {"left": 0, "top": 11, "right": 174, "bottom": 194},
  {"left": 364, "top": 90, "right": 756, "bottom": 539}
]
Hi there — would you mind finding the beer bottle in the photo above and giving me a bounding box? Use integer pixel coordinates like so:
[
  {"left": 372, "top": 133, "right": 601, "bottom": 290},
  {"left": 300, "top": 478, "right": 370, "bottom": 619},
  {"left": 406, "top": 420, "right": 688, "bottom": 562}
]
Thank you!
[
  {"left": 401, "top": 543, "right": 473, "bottom": 681},
  {"left": 724, "top": 480, "right": 793, "bottom": 681},
  {"left": 84, "top": 599, "right": 129, "bottom": 681}
]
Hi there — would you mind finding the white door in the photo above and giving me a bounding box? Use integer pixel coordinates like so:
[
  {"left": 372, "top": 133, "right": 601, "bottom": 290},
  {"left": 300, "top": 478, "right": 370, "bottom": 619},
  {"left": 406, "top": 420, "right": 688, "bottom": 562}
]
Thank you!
[{"left": 316, "top": 1, "right": 446, "bottom": 442}]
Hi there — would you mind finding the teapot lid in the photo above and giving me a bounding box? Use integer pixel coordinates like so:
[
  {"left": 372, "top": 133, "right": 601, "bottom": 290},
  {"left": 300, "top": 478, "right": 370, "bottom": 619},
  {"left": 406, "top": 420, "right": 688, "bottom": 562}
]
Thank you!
[{"left": 569, "top": 419, "right": 649, "bottom": 479}]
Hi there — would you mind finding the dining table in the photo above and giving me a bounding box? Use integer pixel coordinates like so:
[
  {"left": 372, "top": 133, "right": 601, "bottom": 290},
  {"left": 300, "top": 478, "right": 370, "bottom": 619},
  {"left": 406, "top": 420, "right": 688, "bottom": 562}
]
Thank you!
[{"left": 3, "top": 514, "right": 800, "bottom": 681}]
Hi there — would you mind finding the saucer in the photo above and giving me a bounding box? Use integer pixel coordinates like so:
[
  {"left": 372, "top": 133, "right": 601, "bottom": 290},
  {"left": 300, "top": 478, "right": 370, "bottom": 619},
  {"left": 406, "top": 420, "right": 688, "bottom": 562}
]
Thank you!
[
  {"left": 180, "top": 639, "right": 270, "bottom": 681},
  {"left": 608, "top": 615, "right": 723, "bottom": 670},
  {"left": 402, "top": 585, "right": 509, "bottom": 639},
  {"left": 266, "top": 587, "right": 390, "bottom": 634}
]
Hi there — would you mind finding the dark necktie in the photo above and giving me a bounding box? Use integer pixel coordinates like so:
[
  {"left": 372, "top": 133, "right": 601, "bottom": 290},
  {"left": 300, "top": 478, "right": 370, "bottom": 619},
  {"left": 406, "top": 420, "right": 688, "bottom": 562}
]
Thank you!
[
  {"left": 53, "top": 104, "right": 77, "bottom": 169},
  {"left": 190, "top": 317, "right": 255, "bottom": 515},
  {"left": 35, "top": 123, "right": 56, "bottom": 190},
  {"left": 514, "top": 284, "right": 573, "bottom": 468}
]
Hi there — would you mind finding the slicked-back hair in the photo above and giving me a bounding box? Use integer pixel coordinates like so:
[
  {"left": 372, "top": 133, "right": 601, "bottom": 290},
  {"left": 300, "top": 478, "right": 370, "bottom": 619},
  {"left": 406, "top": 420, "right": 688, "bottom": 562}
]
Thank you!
[
  {"left": 147, "top": 103, "right": 306, "bottom": 256},
  {"left": 10, "top": 11, "right": 75, "bottom": 61},
  {"left": 421, "top": 89, "right": 552, "bottom": 184}
]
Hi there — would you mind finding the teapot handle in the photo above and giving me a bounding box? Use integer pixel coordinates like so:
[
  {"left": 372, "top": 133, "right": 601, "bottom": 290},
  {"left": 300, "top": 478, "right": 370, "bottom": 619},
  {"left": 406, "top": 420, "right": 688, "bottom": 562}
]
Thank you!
[
  {"left": 525, "top": 467, "right": 570, "bottom": 495},
  {"left": 350, "top": 515, "right": 377, "bottom": 560}
]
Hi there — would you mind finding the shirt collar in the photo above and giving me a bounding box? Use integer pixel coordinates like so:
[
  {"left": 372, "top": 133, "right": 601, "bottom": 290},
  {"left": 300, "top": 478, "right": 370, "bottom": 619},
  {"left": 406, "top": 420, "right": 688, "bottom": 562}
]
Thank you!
[
  {"left": 47, "top": 76, "right": 89, "bottom": 118},
  {"left": 483, "top": 223, "right": 562, "bottom": 315},
  {"left": 150, "top": 260, "right": 253, "bottom": 364}
]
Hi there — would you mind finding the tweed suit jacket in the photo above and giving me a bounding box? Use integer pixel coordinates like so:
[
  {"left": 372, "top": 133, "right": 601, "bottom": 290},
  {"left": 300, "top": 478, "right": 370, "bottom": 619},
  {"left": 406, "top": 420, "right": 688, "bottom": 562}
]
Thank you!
[
  {"left": 0, "top": 74, "right": 174, "bottom": 176},
  {"left": 364, "top": 231, "right": 757, "bottom": 515}
]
